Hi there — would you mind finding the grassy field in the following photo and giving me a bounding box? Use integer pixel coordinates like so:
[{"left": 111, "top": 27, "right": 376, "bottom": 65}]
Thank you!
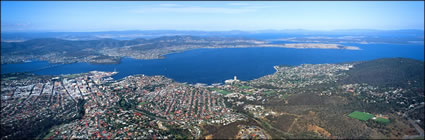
[
  {"left": 138, "top": 102, "right": 147, "bottom": 106},
  {"left": 375, "top": 117, "right": 390, "bottom": 124},
  {"left": 264, "top": 91, "right": 275, "bottom": 94},
  {"left": 217, "top": 90, "right": 231, "bottom": 95},
  {"left": 210, "top": 88, "right": 232, "bottom": 95},
  {"left": 348, "top": 111, "right": 374, "bottom": 121}
]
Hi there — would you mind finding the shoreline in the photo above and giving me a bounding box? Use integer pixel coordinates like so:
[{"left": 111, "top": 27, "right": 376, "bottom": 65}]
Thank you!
[
  {"left": 2, "top": 57, "right": 424, "bottom": 86},
  {"left": 2, "top": 44, "right": 362, "bottom": 65}
]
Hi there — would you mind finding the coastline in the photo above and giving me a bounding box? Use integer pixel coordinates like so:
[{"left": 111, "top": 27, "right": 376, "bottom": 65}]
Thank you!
[{"left": 1, "top": 43, "right": 361, "bottom": 65}]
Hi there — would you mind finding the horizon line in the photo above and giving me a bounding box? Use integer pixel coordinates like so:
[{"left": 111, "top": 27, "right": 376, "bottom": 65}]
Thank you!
[{"left": 2, "top": 28, "right": 425, "bottom": 33}]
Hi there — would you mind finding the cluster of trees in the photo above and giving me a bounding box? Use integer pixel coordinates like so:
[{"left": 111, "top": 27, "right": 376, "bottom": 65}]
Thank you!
[
  {"left": 1, "top": 100, "right": 86, "bottom": 139},
  {"left": 118, "top": 98, "right": 135, "bottom": 110},
  {"left": 341, "top": 58, "right": 424, "bottom": 89}
]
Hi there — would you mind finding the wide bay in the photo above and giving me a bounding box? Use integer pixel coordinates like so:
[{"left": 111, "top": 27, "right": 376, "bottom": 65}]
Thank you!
[{"left": 1, "top": 43, "right": 424, "bottom": 84}]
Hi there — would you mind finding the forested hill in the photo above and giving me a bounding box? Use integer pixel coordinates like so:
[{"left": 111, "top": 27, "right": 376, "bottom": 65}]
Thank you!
[
  {"left": 1, "top": 36, "right": 256, "bottom": 55},
  {"left": 1, "top": 36, "right": 260, "bottom": 64},
  {"left": 341, "top": 58, "right": 424, "bottom": 88}
]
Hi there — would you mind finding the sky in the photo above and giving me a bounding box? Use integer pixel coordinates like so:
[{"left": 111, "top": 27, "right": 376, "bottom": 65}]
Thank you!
[{"left": 1, "top": 1, "right": 424, "bottom": 32}]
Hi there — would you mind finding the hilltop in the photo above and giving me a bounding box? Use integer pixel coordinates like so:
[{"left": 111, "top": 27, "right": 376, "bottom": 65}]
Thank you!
[{"left": 341, "top": 57, "right": 424, "bottom": 88}]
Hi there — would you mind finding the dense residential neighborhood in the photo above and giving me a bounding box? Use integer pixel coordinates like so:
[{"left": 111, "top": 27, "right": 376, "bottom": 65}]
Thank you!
[{"left": 1, "top": 58, "right": 424, "bottom": 139}]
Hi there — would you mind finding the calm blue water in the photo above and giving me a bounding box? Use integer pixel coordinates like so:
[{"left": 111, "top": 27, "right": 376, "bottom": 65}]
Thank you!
[{"left": 2, "top": 43, "right": 424, "bottom": 84}]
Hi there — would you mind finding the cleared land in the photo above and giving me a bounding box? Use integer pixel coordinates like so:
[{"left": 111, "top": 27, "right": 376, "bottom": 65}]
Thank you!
[
  {"left": 348, "top": 111, "right": 374, "bottom": 121},
  {"left": 375, "top": 118, "right": 390, "bottom": 124},
  {"left": 210, "top": 88, "right": 232, "bottom": 95}
]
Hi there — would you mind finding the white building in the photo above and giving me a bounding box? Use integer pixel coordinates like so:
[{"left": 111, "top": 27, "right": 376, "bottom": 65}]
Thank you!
[{"left": 225, "top": 76, "right": 240, "bottom": 85}]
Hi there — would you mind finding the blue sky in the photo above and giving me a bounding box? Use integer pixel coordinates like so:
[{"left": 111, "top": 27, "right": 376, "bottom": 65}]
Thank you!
[{"left": 1, "top": 1, "right": 424, "bottom": 32}]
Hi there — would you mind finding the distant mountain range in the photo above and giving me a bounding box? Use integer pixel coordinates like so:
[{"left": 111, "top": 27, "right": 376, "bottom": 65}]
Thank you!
[
  {"left": 1, "top": 35, "right": 363, "bottom": 65},
  {"left": 0, "top": 36, "right": 265, "bottom": 64},
  {"left": 1, "top": 29, "right": 423, "bottom": 65},
  {"left": 2, "top": 29, "right": 423, "bottom": 42}
]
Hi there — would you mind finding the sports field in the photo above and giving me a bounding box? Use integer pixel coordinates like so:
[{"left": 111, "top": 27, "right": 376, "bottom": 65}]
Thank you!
[
  {"left": 138, "top": 102, "right": 147, "bottom": 106},
  {"left": 348, "top": 111, "right": 374, "bottom": 121},
  {"left": 375, "top": 117, "right": 390, "bottom": 124},
  {"left": 217, "top": 90, "right": 231, "bottom": 95}
]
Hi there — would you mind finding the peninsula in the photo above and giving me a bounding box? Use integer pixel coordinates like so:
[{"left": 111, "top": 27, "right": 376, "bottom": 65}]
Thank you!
[{"left": 1, "top": 36, "right": 360, "bottom": 64}]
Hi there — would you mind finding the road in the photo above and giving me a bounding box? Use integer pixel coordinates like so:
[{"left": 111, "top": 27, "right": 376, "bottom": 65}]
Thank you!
[{"left": 403, "top": 105, "right": 424, "bottom": 139}]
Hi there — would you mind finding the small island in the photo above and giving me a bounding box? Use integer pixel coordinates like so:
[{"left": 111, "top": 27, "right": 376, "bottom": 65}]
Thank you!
[{"left": 257, "top": 43, "right": 361, "bottom": 50}]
